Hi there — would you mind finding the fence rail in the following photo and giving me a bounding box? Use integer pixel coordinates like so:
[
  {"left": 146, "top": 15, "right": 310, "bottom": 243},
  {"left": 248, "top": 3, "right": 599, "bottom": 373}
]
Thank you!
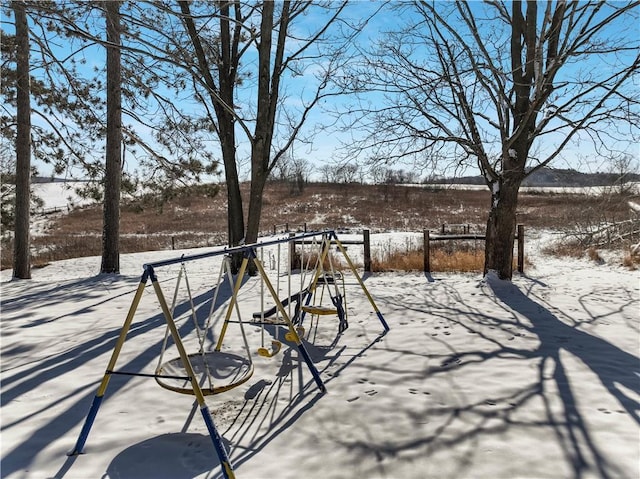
[
  {"left": 293, "top": 229, "right": 372, "bottom": 272},
  {"left": 282, "top": 224, "right": 526, "bottom": 274},
  {"left": 32, "top": 206, "right": 67, "bottom": 215}
]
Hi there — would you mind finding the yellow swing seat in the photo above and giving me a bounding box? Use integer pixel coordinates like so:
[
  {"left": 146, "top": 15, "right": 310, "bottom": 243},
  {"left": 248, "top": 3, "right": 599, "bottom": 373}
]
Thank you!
[
  {"left": 257, "top": 340, "right": 282, "bottom": 358},
  {"left": 301, "top": 305, "right": 338, "bottom": 316},
  {"left": 284, "top": 326, "right": 306, "bottom": 342}
]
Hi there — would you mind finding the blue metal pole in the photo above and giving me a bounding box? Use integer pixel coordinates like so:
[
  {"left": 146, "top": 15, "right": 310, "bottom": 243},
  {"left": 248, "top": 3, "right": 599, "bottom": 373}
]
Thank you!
[
  {"left": 150, "top": 268, "right": 237, "bottom": 479},
  {"left": 144, "top": 230, "right": 336, "bottom": 269},
  {"left": 201, "top": 405, "right": 235, "bottom": 479},
  {"left": 68, "top": 395, "right": 104, "bottom": 456},
  {"left": 250, "top": 249, "right": 327, "bottom": 394},
  {"left": 296, "top": 343, "right": 327, "bottom": 393},
  {"left": 330, "top": 232, "right": 390, "bottom": 333}
]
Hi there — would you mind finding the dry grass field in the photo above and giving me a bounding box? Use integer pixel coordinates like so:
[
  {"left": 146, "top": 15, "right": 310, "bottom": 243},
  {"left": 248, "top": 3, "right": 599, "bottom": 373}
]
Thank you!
[{"left": 2, "top": 181, "right": 638, "bottom": 271}]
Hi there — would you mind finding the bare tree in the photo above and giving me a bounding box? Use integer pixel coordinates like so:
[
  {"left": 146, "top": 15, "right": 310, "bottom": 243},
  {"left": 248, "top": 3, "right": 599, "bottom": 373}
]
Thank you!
[
  {"left": 11, "top": 0, "right": 31, "bottom": 279},
  {"left": 175, "top": 0, "right": 244, "bottom": 263},
  {"left": 169, "top": 1, "right": 355, "bottom": 269},
  {"left": 271, "top": 154, "right": 310, "bottom": 195},
  {"left": 345, "top": 0, "right": 639, "bottom": 279},
  {"left": 318, "top": 164, "right": 333, "bottom": 183},
  {"left": 289, "top": 156, "right": 310, "bottom": 195},
  {"left": 336, "top": 163, "right": 360, "bottom": 184},
  {"left": 608, "top": 153, "right": 638, "bottom": 197}
]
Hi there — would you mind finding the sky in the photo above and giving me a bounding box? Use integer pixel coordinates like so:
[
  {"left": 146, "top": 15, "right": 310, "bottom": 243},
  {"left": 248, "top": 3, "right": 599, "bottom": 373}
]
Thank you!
[{"left": 1, "top": 1, "right": 639, "bottom": 182}]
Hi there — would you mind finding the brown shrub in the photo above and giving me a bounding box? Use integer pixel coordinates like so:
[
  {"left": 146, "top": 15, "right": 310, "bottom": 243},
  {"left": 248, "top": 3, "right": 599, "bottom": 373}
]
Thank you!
[
  {"left": 542, "top": 241, "right": 584, "bottom": 258},
  {"left": 371, "top": 243, "right": 486, "bottom": 273},
  {"left": 371, "top": 249, "right": 424, "bottom": 272},
  {"left": 622, "top": 255, "right": 638, "bottom": 270},
  {"left": 587, "top": 247, "right": 604, "bottom": 263},
  {"left": 291, "top": 249, "right": 344, "bottom": 272}
]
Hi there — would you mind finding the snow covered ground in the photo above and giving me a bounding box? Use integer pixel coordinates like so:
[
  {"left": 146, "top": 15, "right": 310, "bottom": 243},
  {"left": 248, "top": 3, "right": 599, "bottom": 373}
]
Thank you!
[
  {"left": 1, "top": 228, "right": 638, "bottom": 479},
  {"left": 32, "top": 181, "right": 94, "bottom": 212},
  {"left": 23, "top": 181, "right": 95, "bottom": 237},
  {"left": 2, "top": 181, "right": 638, "bottom": 478}
]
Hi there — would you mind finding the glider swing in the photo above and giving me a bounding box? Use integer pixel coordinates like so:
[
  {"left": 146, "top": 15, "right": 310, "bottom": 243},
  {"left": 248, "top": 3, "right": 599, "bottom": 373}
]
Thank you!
[{"left": 154, "top": 255, "right": 254, "bottom": 396}]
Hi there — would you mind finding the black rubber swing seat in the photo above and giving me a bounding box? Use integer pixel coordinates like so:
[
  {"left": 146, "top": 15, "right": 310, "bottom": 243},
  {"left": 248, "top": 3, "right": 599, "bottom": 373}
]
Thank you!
[
  {"left": 155, "top": 351, "right": 254, "bottom": 396},
  {"left": 318, "top": 272, "right": 343, "bottom": 284}
]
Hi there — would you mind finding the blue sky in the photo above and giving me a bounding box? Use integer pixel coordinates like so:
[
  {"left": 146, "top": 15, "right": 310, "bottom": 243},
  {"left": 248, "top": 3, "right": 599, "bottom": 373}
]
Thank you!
[
  {"left": 2, "top": 1, "right": 639, "bottom": 182},
  {"left": 272, "top": 0, "right": 640, "bottom": 180}
]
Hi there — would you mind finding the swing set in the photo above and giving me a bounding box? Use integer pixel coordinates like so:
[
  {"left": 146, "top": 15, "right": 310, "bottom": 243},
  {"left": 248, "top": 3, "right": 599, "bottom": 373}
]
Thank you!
[
  {"left": 69, "top": 230, "right": 388, "bottom": 479},
  {"left": 251, "top": 232, "right": 350, "bottom": 353}
]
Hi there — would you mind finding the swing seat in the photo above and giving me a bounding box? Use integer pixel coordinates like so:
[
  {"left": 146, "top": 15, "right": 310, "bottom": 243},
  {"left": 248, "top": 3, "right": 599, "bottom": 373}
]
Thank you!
[
  {"left": 252, "top": 289, "right": 310, "bottom": 323},
  {"left": 301, "top": 305, "right": 338, "bottom": 315},
  {"left": 284, "top": 326, "right": 305, "bottom": 342},
  {"left": 257, "top": 340, "right": 282, "bottom": 358},
  {"left": 155, "top": 352, "right": 254, "bottom": 396},
  {"left": 318, "top": 272, "right": 343, "bottom": 285}
]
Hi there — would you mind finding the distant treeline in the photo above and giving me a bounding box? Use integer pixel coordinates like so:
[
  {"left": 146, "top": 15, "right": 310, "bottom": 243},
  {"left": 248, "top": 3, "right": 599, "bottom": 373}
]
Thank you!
[{"left": 429, "top": 167, "right": 640, "bottom": 187}]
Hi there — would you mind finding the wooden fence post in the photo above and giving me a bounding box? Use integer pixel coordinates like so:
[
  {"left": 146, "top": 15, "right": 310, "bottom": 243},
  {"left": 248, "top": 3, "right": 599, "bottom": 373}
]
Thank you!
[
  {"left": 424, "top": 229, "right": 430, "bottom": 273},
  {"left": 517, "top": 224, "right": 524, "bottom": 273},
  {"left": 363, "top": 229, "right": 371, "bottom": 273}
]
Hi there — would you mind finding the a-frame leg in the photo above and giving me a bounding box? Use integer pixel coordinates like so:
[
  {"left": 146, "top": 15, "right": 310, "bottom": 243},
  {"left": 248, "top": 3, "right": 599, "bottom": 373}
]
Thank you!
[
  {"left": 69, "top": 267, "right": 237, "bottom": 479},
  {"left": 331, "top": 233, "right": 390, "bottom": 332},
  {"left": 149, "top": 265, "right": 236, "bottom": 479}
]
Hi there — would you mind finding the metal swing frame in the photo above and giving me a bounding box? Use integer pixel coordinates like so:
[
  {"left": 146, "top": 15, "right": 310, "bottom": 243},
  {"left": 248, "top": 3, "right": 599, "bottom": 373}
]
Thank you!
[{"left": 68, "top": 230, "right": 389, "bottom": 479}]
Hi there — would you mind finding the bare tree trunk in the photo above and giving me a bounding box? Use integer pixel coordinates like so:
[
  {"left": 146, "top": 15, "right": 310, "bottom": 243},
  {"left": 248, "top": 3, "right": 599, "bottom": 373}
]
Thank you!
[
  {"left": 245, "top": 0, "right": 289, "bottom": 246},
  {"left": 245, "top": 0, "right": 276, "bottom": 246},
  {"left": 484, "top": 176, "right": 521, "bottom": 279},
  {"left": 178, "top": 0, "right": 245, "bottom": 271},
  {"left": 12, "top": 0, "right": 31, "bottom": 280},
  {"left": 245, "top": 159, "right": 266, "bottom": 245},
  {"left": 101, "top": 0, "right": 122, "bottom": 274},
  {"left": 177, "top": 0, "right": 336, "bottom": 273},
  {"left": 218, "top": 1, "right": 244, "bottom": 271},
  {"left": 221, "top": 128, "right": 245, "bottom": 273}
]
